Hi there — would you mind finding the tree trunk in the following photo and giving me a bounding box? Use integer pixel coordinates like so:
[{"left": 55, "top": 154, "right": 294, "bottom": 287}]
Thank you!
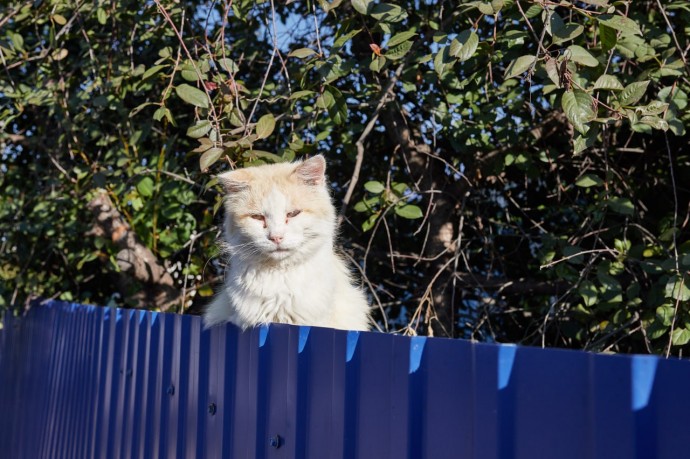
[{"left": 87, "top": 192, "right": 181, "bottom": 311}]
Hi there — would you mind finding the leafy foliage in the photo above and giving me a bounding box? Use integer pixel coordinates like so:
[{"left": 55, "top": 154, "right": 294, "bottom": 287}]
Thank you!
[{"left": 2, "top": 0, "right": 690, "bottom": 356}]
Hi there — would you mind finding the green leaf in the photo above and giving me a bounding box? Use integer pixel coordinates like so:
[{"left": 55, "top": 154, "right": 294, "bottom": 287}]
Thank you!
[
  {"left": 136, "top": 177, "right": 154, "bottom": 198},
  {"left": 255, "top": 113, "right": 276, "bottom": 139},
  {"left": 386, "top": 40, "right": 413, "bottom": 61},
  {"left": 567, "top": 45, "right": 599, "bottom": 67},
  {"left": 659, "top": 86, "right": 688, "bottom": 109},
  {"left": 388, "top": 30, "right": 417, "bottom": 48},
  {"left": 656, "top": 305, "right": 674, "bottom": 326},
  {"left": 180, "top": 65, "right": 200, "bottom": 82},
  {"left": 362, "top": 213, "right": 378, "bottom": 232},
  {"left": 316, "top": 89, "right": 335, "bottom": 109},
  {"left": 364, "top": 181, "right": 385, "bottom": 194},
  {"left": 199, "top": 147, "right": 224, "bottom": 171},
  {"left": 142, "top": 64, "right": 167, "bottom": 80},
  {"left": 490, "top": 0, "right": 505, "bottom": 13},
  {"left": 575, "top": 174, "right": 604, "bottom": 187},
  {"left": 326, "top": 87, "right": 348, "bottom": 125},
  {"left": 97, "top": 8, "right": 107, "bottom": 25},
  {"left": 289, "top": 48, "right": 317, "bottom": 58},
  {"left": 636, "top": 101, "right": 669, "bottom": 116},
  {"left": 573, "top": 125, "right": 599, "bottom": 154},
  {"left": 607, "top": 197, "right": 634, "bottom": 215},
  {"left": 639, "top": 115, "right": 668, "bottom": 131},
  {"left": 354, "top": 197, "right": 378, "bottom": 212},
  {"left": 578, "top": 280, "right": 598, "bottom": 307},
  {"left": 246, "top": 150, "right": 284, "bottom": 163},
  {"left": 449, "top": 30, "right": 479, "bottom": 62},
  {"left": 52, "top": 14, "right": 67, "bottom": 25},
  {"left": 153, "top": 107, "right": 175, "bottom": 126},
  {"left": 548, "top": 11, "right": 584, "bottom": 44},
  {"left": 599, "top": 24, "right": 617, "bottom": 51},
  {"left": 434, "top": 46, "right": 453, "bottom": 77},
  {"left": 187, "top": 120, "right": 212, "bottom": 139},
  {"left": 646, "top": 320, "right": 669, "bottom": 340},
  {"left": 561, "top": 90, "right": 596, "bottom": 135},
  {"left": 370, "top": 3, "right": 407, "bottom": 22},
  {"left": 665, "top": 276, "right": 690, "bottom": 301},
  {"left": 593, "top": 74, "right": 623, "bottom": 90},
  {"left": 395, "top": 204, "right": 424, "bottom": 219},
  {"left": 218, "top": 58, "right": 238, "bottom": 74},
  {"left": 370, "top": 55, "right": 387, "bottom": 72},
  {"left": 352, "top": 0, "right": 373, "bottom": 15},
  {"left": 672, "top": 328, "right": 690, "bottom": 346},
  {"left": 504, "top": 55, "right": 536, "bottom": 79},
  {"left": 175, "top": 84, "right": 209, "bottom": 109},
  {"left": 597, "top": 14, "right": 642, "bottom": 36},
  {"left": 477, "top": 2, "right": 495, "bottom": 15},
  {"left": 333, "top": 28, "right": 362, "bottom": 49},
  {"left": 289, "top": 90, "right": 316, "bottom": 100},
  {"left": 618, "top": 80, "right": 649, "bottom": 106}
]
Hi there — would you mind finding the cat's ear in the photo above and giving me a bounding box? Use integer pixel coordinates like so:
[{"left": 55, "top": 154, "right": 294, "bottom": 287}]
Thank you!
[
  {"left": 294, "top": 155, "right": 326, "bottom": 186},
  {"left": 217, "top": 169, "right": 251, "bottom": 194}
]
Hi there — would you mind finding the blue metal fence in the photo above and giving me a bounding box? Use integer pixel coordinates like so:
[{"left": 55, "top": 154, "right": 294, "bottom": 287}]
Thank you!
[{"left": 1, "top": 300, "right": 689, "bottom": 458}]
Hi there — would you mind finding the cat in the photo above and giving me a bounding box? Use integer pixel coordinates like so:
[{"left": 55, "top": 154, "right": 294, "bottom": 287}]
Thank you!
[{"left": 203, "top": 154, "right": 371, "bottom": 331}]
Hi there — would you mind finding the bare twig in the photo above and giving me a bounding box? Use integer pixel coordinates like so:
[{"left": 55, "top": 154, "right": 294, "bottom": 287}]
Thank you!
[
  {"left": 153, "top": 0, "right": 222, "bottom": 140},
  {"left": 338, "top": 63, "right": 405, "bottom": 223},
  {"left": 244, "top": 0, "right": 279, "bottom": 135},
  {"left": 664, "top": 131, "right": 682, "bottom": 358},
  {"left": 655, "top": 0, "right": 689, "bottom": 70},
  {"left": 539, "top": 248, "right": 618, "bottom": 269}
]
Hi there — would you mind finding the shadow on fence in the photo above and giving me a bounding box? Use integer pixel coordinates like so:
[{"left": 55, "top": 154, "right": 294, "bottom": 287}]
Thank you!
[{"left": 1, "top": 300, "right": 689, "bottom": 458}]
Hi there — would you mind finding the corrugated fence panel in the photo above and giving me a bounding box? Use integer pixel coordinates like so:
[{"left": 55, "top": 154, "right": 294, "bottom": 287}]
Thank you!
[{"left": 1, "top": 300, "right": 690, "bottom": 458}]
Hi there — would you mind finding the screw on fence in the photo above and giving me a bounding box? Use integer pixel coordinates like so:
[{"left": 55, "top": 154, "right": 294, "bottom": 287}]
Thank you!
[
  {"left": 269, "top": 435, "right": 282, "bottom": 449},
  {"left": 167, "top": 384, "right": 175, "bottom": 396},
  {"left": 208, "top": 403, "right": 216, "bottom": 415}
]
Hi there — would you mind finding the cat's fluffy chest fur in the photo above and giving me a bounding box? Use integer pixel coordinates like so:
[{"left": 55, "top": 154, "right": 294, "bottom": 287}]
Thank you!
[{"left": 203, "top": 155, "right": 370, "bottom": 331}]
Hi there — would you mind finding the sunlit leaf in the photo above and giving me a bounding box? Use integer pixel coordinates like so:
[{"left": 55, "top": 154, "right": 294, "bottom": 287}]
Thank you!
[
  {"left": 449, "top": 29, "right": 479, "bottom": 62},
  {"left": 136, "top": 177, "right": 154, "bottom": 198},
  {"left": 561, "top": 90, "right": 595, "bottom": 134},
  {"left": 504, "top": 55, "right": 536, "bottom": 79},
  {"left": 593, "top": 74, "right": 623, "bottom": 90},
  {"left": 395, "top": 204, "right": 424, "bottom": 219},
  {"left": 351, "top": 0, "right": 373, "bottom": 15},
  {"left": 618, "top": 80, "right": 650, "bottom": 106},
  {"left": 255, "top": 114, "right": 276, "bottom": 139},
  {"left": 575, "top": 174, "right": 604, "bottom": 187},
  {"left": 388, "top": 30, "right": 417, "bottom": 48},
  {"left": 364, "top": 181, "right": 385, "bottom": 194},
  {"left": 597, "top": 14, "right": 642, "bottom": 36},
  {"left": 187, "top": 120, "right": 212, "bottom": 139},
  {"left": 176, "top": 84, "right": 209, "bottom": 109},
  {"left": 289, "top": 48, "right": 317, "bottom": 59},
  {"left": 567, "top": 45, "right": 599, "bottom": 67},
  {"left": 672, "top": 328, "right": 690, "bottom": 346},
  {"left": 199, "top": 147, "right": 224, "bottom": 171}
]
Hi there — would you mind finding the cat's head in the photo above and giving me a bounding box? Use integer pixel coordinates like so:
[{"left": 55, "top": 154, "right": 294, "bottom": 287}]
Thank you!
[{"left": 217, "top": 155, "right": 336, "bottom": 264}]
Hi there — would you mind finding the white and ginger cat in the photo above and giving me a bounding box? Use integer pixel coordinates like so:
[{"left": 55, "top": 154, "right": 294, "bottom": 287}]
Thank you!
[{"left": 203, "top": 155, "right": 371, "bottom": 331}]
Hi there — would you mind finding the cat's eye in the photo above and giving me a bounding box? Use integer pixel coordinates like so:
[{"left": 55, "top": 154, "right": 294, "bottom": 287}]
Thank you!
[
  {"left": 287, "top": 209, "right": 302, "bottom": 218},
  {"left": 250, "top": 214, "right": 265, "bottom": 221}
]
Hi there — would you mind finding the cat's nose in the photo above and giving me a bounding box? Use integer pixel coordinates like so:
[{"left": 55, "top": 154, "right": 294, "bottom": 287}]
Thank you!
[{"left": 268, "top": 235, "right": 283, "bottom": 245}]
